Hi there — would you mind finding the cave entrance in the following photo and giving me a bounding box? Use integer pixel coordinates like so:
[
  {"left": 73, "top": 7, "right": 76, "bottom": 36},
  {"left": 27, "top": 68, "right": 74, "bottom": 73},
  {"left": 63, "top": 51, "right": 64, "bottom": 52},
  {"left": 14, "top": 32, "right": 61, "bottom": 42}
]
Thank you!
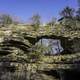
[{"left": 35, "top": 38, "right": 63, "bottom": 55}]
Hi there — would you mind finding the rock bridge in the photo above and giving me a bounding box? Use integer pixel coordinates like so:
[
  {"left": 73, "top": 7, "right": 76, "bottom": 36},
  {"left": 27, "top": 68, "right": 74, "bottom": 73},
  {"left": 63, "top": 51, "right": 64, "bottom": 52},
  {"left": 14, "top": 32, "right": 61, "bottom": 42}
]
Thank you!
[{"left": 0, "top": 25, "right": 80, "bottom": 80}]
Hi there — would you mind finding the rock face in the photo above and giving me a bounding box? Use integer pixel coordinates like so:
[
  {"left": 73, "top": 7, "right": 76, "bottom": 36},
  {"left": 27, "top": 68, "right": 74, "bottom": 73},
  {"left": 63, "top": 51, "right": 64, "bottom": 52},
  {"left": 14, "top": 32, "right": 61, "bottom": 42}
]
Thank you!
[{"left": 0, "top": 24, "right": 80, "bottom": 80}]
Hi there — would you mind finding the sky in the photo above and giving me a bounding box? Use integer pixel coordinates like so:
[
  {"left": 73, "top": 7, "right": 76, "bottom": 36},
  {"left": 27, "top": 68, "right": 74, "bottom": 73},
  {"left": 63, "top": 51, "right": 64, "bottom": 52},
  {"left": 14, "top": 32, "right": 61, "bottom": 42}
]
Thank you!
[{"left": 0, "top": 0, "right": 78, "bottom": 23}]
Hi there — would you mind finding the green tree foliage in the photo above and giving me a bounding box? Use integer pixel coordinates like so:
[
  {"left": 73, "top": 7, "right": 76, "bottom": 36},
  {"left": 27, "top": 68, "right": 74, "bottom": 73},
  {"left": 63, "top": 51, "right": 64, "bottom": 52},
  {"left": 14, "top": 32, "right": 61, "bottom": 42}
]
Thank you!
[
  {"left": 59, "top": 6, "right": 78, "bottom": 31},
  {"left": 76, "top": 8, "right": 80, "bottom": 20},
  {"left": 62, "top": 18, "right": 77, "bottom": 30},
  {"left": 47, "top": 17, "right": 56, "bottom": 26},
  {"left": 60, "top": 6, "right": 75, "bottom": 18},
  {"left": 30, "top": 14, "right": 41, "bottom": 31},
  {"left": 0, "top": 14, "right": 13, "bottom": 26},
  {"left": 77, "top": 0, "right": 80, "bottom": 7}
]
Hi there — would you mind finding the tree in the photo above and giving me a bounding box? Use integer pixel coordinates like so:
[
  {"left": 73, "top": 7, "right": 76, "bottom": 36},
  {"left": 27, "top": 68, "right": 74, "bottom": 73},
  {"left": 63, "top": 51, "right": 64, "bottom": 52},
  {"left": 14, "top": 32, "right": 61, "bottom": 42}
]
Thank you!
[
  {"left": 0, "top": 14, "right": 13, "bottom": 26},
  {"left": 76, "top": 8, "right": 80, "bottom": 20},
  {"left": 60, "top": 6, "right": 75, "bottom": 18},
  {"left": 47, "top": 17, "right": 56, "bottom": 26},
  {"left": 77, "top": 0, "right": 80, "bottom": 8},
  {"left": 59, "top": 6, "right": 77, "bottom": 30},
  {"left": 30, "top": 14, "right": 41, "bottom": 31}
]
